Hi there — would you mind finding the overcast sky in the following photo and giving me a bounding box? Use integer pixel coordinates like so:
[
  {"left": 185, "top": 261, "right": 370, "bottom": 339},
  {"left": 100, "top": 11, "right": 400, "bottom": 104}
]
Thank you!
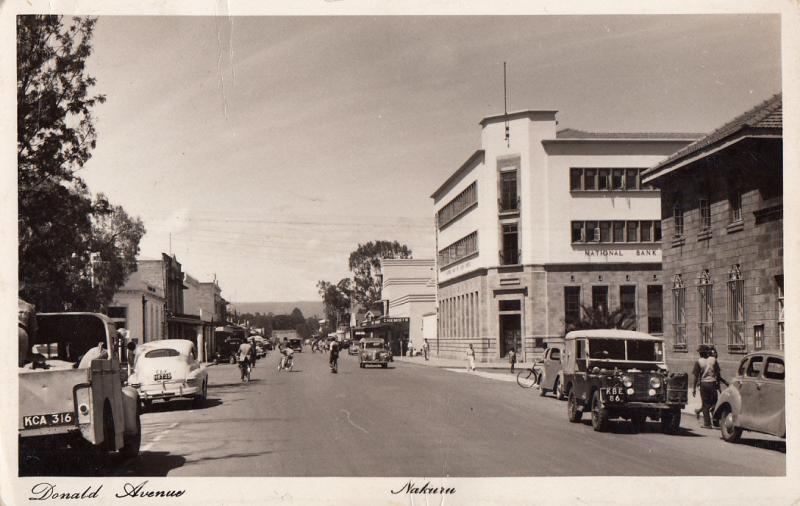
[{"left": 79, "top": 15, "right": 781, "bottom": 302}]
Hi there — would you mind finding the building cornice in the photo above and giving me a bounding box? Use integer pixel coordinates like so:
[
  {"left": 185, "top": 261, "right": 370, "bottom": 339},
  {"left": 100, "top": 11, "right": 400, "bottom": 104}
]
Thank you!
[{"left": 431, "top": 150, "right": 484, "bottom": 200}]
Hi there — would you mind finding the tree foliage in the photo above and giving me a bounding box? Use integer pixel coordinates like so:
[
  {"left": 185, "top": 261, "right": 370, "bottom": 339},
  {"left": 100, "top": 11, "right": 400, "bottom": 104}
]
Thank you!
[
  {"left": 17, "top": 16, "right": 143, "bottom": 311},
  {"left": 317, "top": 278, "right": 351, "bottom": 334},
  {"left": 347, "top": 240, "right": 411, "bottom": 308},
  {"left": 565, "top": 304, "right": 636, "bottom": 334}
]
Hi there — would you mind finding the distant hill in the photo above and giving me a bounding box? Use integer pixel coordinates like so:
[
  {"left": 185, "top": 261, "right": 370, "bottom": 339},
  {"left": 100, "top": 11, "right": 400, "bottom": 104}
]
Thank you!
[{"left": 230, "top": 301, "right": 324, "bottom": 318}]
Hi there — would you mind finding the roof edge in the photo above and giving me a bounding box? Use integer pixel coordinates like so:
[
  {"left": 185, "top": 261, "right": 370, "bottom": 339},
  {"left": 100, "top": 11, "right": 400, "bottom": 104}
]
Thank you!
[{"left": 430, "top": 150, "right": 484, "bottom": 200}]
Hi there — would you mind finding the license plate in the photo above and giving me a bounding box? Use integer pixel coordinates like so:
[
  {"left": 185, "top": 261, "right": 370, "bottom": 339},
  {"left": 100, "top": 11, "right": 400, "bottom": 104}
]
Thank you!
[
  {"left": 602, "top": 387, "right": 624, "bottom": 402},
  {"left": 153, "top": 372, "right": 172, "bottom": 381},
  {"left": 22, "top": 411, "right": 74, "bottom": 429}
]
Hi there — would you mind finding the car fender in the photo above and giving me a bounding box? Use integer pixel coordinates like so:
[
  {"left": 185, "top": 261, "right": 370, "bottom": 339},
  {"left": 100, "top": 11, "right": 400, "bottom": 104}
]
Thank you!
[
  {"left": 120, "top": 386, "right": 140, "bottom": 435},
  {"left": 713, "top": 386, "right": 741, "bottom": 425}
]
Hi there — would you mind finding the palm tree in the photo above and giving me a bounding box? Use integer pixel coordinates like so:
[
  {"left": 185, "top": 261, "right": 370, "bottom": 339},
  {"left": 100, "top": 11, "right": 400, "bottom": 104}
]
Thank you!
[{"left": 565, "top": 304, "right": 636, "bottom": 333}]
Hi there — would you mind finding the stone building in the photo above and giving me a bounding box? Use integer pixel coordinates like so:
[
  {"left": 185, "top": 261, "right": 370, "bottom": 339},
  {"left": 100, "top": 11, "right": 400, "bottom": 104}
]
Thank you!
[
  {"left": 136, "top": 253, "right": 202, "bottom": 342},
  {"left": 642, "top": 94, "right": 783, "bottom": 378},
  {"left": 431, "top": 109, "right": 700, "bottom": 363}
]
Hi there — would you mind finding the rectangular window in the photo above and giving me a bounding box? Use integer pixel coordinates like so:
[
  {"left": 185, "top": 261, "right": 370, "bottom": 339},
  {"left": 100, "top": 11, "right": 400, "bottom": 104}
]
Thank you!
[
  {"left": 613, "top": 221, "right": 625, "bottom": 243},
  {"left": 438, "top": 231, "right": 478, "bottom": 268},
  {"left": 730, "top": 192, "right": 743, "bottom": 223},
  {"left": 500, "top": 171, "right": 518, "bottom": 211},
  {"left": 501, "top": 223, "right": 519, "bottom": 265},
  {"left": 571, "top": 221, "right": 584, "bottom": 243},
  {"left": 626, "top": 221, "right": 639, "bottom": 242},
  {"left": 673, "top": 204, "right": 684, "bottom": 237},
  {"left": 700, "top": 198, "right": 711, "bottom": 230},
  {"left": 625, "top": 169, "right": 639, "bottom": 190},
  {"left": 654, "top": 221, "right": 662, "bottom": 242},
  {"left": 584, "top": 169, "right": 597, "bottom": 191},
  {"left": 599, "top": 221, "right": 612, "bottom": 243},
  {"left": 499, "top": 300, "right": 521, "bottom": 311},
  {"left": 564, "top": 287, "right": 581, "bottom": 331},
  {"left": 585, "top": 221, "right": 598, "bottom": 242},
  {"left": 647, "top": 285, "right": 663, "bottom": 334},
  {"left": 672, "top": 284, "right": 687, "bottom": 348},
  {"left": 612, "top": 169, "right": 624, "bottom": 190},
  {"left": 570, "top": 169, "right": 582, "bottom": 191},
  {"left": 598, "top": 169, "right": 610, "bottom": 191},
  {"left": 437, "top": 182, "right": 477, "bottom": 228},
  {"left": 726, "top": 271, "right": 745, "bottom": 350},
  {"left": 698, "top": 278, "right": 713, "bottom": 345},
  {"left": 754, "top": 324, "right": 764, "bottom": 350},
  {"left": 592, "top": 286, "right": 608, "bottom": 312},
  {"left": 620, "top": 286, "right": 636, "bottom": 329},
  {"left": 640, "top": 221, "right": 652, "bottom": 242}
]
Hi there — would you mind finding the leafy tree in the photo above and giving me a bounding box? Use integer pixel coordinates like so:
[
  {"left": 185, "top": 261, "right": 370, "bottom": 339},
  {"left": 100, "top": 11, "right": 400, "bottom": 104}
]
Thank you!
[
  {"left": 348, "top": 241, "right": 411, "bottom": 308},
  {"left": 317, "top": 278, "right": 351, "bottom": 334},
  {"left": 17, "top": 16, "right": 144, "bottom": 311},
  {"left": 565, "top": 304, "right": 636, "bottom": 334}
]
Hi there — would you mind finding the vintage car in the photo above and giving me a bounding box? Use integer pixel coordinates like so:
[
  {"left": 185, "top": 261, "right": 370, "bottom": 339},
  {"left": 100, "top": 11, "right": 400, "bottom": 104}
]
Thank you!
[
  {"left": 127, "top": 339, "right": 208, "bottom": 409},
  {"left": 289, "top": 337, "right": 303, "bottom": 352},
  {"left": 537, "top": 343, "right": 565, "bottom": 399},
  {"left": 348, "top": 342, "right": 360, "bottom": 355},
  {"left": 712, "top": 350, "right": 785, "bottom": 443},
  {"left": 562, "top": 329, "right": 688, "bottom": 433},
  {"left": 359, "top": 338, "right": 390, "bottom": 368}
]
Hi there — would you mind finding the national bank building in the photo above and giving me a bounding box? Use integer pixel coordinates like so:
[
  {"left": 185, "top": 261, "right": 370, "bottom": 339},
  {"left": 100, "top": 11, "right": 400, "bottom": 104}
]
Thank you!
[{"left": 430, "top": 110, "right": 701, "bottom": 363}]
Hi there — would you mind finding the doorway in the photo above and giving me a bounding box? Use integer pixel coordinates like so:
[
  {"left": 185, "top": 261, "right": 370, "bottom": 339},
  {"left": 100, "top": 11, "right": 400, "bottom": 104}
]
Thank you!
[{"left": 499, "top": 314, "right": 521, "bottom": 358}]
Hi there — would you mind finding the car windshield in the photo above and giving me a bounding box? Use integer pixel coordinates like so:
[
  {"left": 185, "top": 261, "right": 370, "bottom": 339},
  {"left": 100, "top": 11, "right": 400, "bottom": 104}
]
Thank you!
[
  {"left": 587, "top": 338, "right": 664, "bottom": 362},
  {"left": 364, "top": 342, "right": 383, "bottom": 349}
]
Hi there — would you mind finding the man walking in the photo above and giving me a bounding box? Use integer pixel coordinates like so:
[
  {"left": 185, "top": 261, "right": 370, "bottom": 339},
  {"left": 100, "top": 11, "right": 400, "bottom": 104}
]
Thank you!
[
  {"left": 466, "top": 344, "right": 476, "bottom": 372},
  {"left": 509, "top": 348, "right": 517, "bottom": 373},
  {"left": 692, "top": 345, "right": 728, "bottom": 428},
  {"left": 422, "top": 339, "right": 430, "bottom": 361}
]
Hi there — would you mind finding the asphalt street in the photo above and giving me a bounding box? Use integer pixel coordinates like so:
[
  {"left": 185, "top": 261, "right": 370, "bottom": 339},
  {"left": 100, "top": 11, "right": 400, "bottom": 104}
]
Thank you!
[{"left": 90, "top": 349, "right": 784, "bottom": 477}]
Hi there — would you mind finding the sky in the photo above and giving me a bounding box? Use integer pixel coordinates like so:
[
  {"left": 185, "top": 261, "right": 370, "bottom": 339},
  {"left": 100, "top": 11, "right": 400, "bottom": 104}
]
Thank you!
[{"left": 79, "top": 14, "right": 781, "bottom": 302}]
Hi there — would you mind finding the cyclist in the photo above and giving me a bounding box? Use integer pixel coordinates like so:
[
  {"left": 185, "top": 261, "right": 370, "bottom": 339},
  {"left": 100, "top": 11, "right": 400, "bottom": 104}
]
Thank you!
[
  {"left": 329, "top": 340, "right": 340, "bottom": 373},
  {"left": 237, "top": 339, "right": 253, "bottom": 382},
  {"left": 279, "top": 343, "right": 294, "bottom": 370}
]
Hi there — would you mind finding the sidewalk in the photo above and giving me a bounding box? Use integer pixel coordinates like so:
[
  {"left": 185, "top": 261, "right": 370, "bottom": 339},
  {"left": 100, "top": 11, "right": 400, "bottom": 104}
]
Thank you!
[{"left": 396, "top": 355, "right": 703, "bottom": 418}]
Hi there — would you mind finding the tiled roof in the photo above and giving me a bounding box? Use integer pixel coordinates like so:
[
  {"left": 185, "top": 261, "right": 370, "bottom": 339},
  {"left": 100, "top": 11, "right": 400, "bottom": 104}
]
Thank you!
[
  {"left": 645, "top": 93, "right": 782, "bottom": 177},
  {"left": 555, "top": 128, "right": 703, "bottom": 140}
]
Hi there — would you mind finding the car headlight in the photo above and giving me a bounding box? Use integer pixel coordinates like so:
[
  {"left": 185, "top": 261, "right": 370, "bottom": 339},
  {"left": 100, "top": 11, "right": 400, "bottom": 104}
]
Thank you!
[
  {"left": 649, "top": 376, "right": 662, "bottom": 389},
  {"left": 622, "top": 375, "right": 633, "bottom": 388}
]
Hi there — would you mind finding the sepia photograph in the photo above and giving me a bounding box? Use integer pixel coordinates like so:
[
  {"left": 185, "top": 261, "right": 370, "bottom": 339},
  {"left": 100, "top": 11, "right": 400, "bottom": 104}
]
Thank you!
[{"left": 3, "top": 2, "right": 798, "bottom": 505}]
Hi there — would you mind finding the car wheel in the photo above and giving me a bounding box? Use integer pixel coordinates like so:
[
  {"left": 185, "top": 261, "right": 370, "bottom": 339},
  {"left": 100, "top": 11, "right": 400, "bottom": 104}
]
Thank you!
[
  {"left": 591, "top": 390, "right": 609, "bottom": 432},
  {"left": 119, "top": 408, "right": 141, "bottom": 459},
  {"left": 555, "top": 378, "right": 565, "bottom": 401},
  {"left": 661, "top": 409, "right": 681, "bottom": 434},
  {"left": 193, "top": 382, "right": 206, "bottom": 407},
  {"left": 567, "top": 391, "right": 582, "bottom": 423},
  {"left": 719, "top": 407, "right": 742, "bottom": 443},
  {"left": 631, "top": 413, "right": 647, "bottom": 433},
  {"left": 382, "top": 363, "right": 387, "bottom": 368}
]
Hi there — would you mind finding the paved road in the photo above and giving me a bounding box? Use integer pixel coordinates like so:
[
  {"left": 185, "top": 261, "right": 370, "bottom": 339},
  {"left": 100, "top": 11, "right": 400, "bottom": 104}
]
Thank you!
[{"left": 103, "top": 350, "right": 784, "bottom": 477}]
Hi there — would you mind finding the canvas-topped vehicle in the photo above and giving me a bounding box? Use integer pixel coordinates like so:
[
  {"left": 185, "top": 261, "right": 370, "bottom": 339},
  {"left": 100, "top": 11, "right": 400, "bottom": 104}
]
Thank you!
[
  {"left": 562, "top": 329, "right": 688, "bottom": 433},
  {"left": 19, "top": 310, "right": 141, "bottom": 469},
  {"left": 359, "top": 338, "right": 390, "bottom": 368}
]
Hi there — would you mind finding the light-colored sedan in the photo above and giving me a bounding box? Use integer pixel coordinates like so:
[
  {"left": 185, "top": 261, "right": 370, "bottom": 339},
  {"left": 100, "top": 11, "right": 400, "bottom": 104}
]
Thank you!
[
  {"left": 359, "top": 339, "right": 390, "bottom": 368},
  {"left": 713, "top": 350, "right": 785, "bottom": 442},
  {"left": 128, "top": 339, "right": 208, "bottom": 409}
]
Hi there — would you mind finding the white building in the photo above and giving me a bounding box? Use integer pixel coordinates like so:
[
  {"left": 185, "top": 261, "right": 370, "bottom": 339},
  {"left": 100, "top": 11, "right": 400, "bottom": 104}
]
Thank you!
[
  {"left": 108, "top": 269, "right": 166, "bottom": 344},
  {"left": 431, "top": 110, "right": 700, "bottom": 362},
  {"left": 379, "top": 258, "right": 436, "bottom": 352}
]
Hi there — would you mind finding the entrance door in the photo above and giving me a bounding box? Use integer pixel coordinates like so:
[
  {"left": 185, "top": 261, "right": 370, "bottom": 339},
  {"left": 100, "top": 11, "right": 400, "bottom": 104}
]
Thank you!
[{"left": 499, "top": 314, "right": 521, "bottom": 358}]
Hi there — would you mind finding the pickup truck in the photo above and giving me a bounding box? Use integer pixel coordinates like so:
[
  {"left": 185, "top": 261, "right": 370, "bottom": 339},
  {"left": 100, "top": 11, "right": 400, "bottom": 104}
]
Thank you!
[{"left": 19, "top": 310, "right": 141, "bottom": 472}]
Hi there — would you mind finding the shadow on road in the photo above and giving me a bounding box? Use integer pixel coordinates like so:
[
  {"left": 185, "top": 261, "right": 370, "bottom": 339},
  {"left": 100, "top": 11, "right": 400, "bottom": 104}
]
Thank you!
[
  {"left": 143, "top": 398, "right": 223, "bottom": 414},
  {"left": 209, "top": 380, "right": 263, "bottom": 389},
  {"left": 733, "top": 437, "right": 786, "bottom": 453},
  {"left": 579, "top": 419, "right": 703, "bottom": 437},
  {"left": 114, "top": 451, "right": 187, "bottom": 476}
]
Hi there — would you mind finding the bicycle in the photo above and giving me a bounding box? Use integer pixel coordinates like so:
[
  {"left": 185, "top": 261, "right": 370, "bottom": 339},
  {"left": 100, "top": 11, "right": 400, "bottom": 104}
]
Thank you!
[
  {"left": 239, "top": 358, "right": 251, "bottom": 383},
  {"left": 516, "top": 364, "right": 542, "bottom": 389}
]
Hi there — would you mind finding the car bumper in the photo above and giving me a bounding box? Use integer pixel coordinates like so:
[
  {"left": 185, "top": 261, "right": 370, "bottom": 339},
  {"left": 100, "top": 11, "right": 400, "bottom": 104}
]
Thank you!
[
  {"left": 137, "top": 383, "right": 201, "bottom": 400},
  {"left": 611, "top": 401, "right": 685, "bottom": 410},
  {"left": 361, "top": 360, "right": 388, "bottom": 365}
]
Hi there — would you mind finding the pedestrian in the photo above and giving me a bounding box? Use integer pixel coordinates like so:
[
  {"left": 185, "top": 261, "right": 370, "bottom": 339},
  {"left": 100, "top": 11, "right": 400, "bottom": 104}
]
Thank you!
[
  {"left": 692, "top": 345, "right": 728, "bottom": 428},
  {"left": 509, "top": 348, "right": 516, "bottom": 373},
  {"left": 466, "top": 344, "right": 476, "bottom": 372},
  {"left": 423, "top": 339, "right": 430, "bottom": 361}
]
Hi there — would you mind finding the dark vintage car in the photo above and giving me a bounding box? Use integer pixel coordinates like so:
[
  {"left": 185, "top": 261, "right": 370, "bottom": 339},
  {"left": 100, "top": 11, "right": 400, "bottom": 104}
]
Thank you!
[
  {"left": 713, "top": 350, "right": 785, "bottom": 443},
  {"left": 562, "top": 330, "right": 688, "bottom": 433},
  {"left": 359, "top": 338, "right": 390, "bottom": 368},
  {"left": 289, "top": 338, "right": 303, "bottom": 352}
]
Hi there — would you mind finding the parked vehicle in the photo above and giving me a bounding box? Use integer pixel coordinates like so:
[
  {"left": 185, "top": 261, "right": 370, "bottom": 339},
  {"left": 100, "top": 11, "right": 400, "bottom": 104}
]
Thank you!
[
  {"left": 289, "top": 337, "right": 303, "bottom": 352},
  {"left": 562, "top": 329, "right": 688, "bottom": 433},
  {"left": 712, "top": 350, "right": 785, "bottom": 443},
  {"left": 127, "top": 339, "right": 208, "bottom": 410},
  {"left": 348, "top": 342, "right": 360, "bottom": 356},
  {"left": 359, "top": 338, "right": 390, "bottom": 368},
  {"left": 537, "top": 344, "right": 565, "bottom": 399},
  {"left": 19, "top": 311, "right": 141, "bottom": 468}
]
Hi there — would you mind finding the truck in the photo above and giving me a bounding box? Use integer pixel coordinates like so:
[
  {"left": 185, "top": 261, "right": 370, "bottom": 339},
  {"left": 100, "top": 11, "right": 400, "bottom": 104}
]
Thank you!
[
  {"left": 272, "top": 329, "right": 300, "bottom": 348},
  {"left": 19, "top": 309, "right": 142, "bottom": 472}
]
